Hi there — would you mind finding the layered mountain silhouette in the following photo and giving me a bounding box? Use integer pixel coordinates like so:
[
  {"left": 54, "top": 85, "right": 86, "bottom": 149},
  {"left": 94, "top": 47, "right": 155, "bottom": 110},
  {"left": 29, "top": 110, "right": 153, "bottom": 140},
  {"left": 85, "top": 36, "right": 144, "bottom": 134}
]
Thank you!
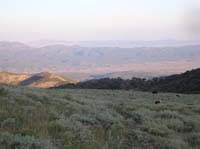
[
  {"left": 0, "top": 71, "right": 76, "bottom": 88},
  {"left": 0, "top": 41, "right": 200, "bottom": 79}
]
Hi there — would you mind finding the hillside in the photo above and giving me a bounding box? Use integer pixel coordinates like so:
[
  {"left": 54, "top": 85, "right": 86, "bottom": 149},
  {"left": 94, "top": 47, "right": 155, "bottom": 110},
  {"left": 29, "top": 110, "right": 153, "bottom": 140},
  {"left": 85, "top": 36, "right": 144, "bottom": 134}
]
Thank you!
[
  {"left": 56, "top": 68, "right": 200, "bottom": 94},
  {"left": 0, "top": 72, "right": 30, "bottom": 85},
  {"left": 0, "top": 85, "right": 200, "bottom": 148},
  {"left": 0, "top": 71, "right": 75, "bottom": 88},
  {"left": 151, "top": 68, "right": 200, "bottom": 93}
]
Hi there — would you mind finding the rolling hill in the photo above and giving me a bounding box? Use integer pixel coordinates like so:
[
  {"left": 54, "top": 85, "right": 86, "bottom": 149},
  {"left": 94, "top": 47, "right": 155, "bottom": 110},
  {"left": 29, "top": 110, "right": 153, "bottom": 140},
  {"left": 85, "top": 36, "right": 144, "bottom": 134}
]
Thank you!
[
  {"left": 0, "top": 72, "right": 30, "bottom": 85},
  {"left": 0, "top": 71, "right": 76, "bottom": 88}
]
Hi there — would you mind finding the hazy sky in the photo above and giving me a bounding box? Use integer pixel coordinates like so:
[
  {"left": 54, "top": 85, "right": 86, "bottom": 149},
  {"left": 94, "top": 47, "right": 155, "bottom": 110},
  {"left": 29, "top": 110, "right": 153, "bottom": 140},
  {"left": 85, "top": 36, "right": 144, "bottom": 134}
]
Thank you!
[{"left": 0, "top": 0, "right": 199, "bottom": 41}]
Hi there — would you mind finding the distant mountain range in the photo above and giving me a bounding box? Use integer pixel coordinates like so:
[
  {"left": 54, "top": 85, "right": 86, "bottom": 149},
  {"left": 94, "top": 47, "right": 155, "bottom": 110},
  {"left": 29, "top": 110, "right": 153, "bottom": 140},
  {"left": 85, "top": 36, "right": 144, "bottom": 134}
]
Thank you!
[
  {"left": 59, "top": 71, "right": 160, "bottom": 81},
  {"left": 0, "top": 71, "right": 75, "bottom": 88},
  {"left": 29, "top": 40, "right": 200, "bottom": 48},
  {"left": 0, "top": 41, "right": 200, "bottom": 80},
  {"left": 90, "top": 71, "right": 163, "bottom": 80}
]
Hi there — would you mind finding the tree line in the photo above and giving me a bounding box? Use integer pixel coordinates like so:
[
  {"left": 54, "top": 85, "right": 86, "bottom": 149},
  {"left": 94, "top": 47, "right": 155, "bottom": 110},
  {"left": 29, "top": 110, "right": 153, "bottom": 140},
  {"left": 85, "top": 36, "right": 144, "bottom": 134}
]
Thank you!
[{"left": 55, "top": 68, "right": 200, "bottom": 94}]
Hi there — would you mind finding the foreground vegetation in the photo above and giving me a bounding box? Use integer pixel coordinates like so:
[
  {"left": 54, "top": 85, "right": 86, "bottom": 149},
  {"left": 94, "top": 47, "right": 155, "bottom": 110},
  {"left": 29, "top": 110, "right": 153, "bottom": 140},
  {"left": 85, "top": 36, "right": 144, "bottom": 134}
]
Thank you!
[{"left": 0, "top": 85, "right": 200, "bottom": 148}]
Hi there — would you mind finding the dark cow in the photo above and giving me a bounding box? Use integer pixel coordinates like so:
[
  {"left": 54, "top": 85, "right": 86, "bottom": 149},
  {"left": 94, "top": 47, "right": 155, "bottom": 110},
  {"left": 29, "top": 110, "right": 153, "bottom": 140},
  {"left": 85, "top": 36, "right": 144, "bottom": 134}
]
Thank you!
[
  {"left": 155, "top": 100, "right": 161, "bottom": 104},
  {"left": 152, "top": 90, "right": 158, "bottom": 94}
]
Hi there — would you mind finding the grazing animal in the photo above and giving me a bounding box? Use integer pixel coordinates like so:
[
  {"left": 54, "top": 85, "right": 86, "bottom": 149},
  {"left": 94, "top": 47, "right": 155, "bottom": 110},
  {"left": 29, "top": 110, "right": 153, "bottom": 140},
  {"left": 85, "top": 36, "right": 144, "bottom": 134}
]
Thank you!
[
  {"left": 155, "top": 100, "right": 161, "bottom": 104},
  {"left": 152, "top": 90, "right": 158, "bottom": 94},
  {"left": 176, "top": 95, "right": 180, "bottom": 97}
]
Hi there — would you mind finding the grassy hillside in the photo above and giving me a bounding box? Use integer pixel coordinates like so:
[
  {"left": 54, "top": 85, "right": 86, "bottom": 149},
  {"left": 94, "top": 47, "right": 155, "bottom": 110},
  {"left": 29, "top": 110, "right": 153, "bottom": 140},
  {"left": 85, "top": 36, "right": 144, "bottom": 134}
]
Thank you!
[
  {"left": 0, "top": 85, "right": 200, "bottom": 148},
  {"left": 20, "top": 72, "right": 76, "bottom": 88},
  {"left": 0, "top": 72, "right": 30, "bottom": 85}
]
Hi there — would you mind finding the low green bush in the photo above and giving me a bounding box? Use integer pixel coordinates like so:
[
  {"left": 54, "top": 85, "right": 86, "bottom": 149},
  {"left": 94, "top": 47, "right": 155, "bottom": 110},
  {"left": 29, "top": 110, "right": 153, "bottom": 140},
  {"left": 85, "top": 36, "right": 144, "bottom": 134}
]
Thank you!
[
  {"left": 47, "top": 121, "right": 65, "bottom": 138},
  {"left": 186, "top": 132, "right": 200, "bottom": 146},
  {"left": 0, "top": 87, "right": 7, "bottom": 96},
  {"left": 0, "top": 132, "right": 54, "bottom": 149},
  {"left": 1, "top": 118, "right": 16, "bottom": 132}
]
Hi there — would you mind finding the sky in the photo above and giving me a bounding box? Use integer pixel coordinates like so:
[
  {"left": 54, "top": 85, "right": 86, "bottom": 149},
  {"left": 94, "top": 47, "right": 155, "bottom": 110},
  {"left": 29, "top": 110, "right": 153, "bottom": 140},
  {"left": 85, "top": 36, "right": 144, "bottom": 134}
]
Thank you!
[{"left": 0, "top": 0, "right": 200, "bottom": 42}]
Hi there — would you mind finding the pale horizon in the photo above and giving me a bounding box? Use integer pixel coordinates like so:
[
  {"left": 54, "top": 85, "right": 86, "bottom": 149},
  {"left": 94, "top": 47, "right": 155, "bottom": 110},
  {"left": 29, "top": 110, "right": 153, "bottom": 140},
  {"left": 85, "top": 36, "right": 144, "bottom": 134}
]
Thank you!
[{"left": 0, "top": 0, "right": 200, "bottom": 42}]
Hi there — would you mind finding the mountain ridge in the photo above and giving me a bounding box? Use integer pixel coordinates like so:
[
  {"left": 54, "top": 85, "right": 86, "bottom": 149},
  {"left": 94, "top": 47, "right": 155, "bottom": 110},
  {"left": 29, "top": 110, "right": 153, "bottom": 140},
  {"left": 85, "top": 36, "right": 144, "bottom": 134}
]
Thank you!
[{"left": 0, "top": 41, "right": 200, "bottom": 79}]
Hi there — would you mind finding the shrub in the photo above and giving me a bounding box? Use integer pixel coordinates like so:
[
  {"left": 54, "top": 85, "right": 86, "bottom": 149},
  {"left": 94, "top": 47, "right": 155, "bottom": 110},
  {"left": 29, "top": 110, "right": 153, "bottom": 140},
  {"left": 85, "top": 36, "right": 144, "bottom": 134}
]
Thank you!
[
  {"left": 186, "top": 132, "right": 200, "bottom": 146},
  {"left": 18, "top": 128, "right": 37, "bottom": 137},
  {"left": 1, "top": 118, "right": 16, "bottom": 131},
  {"left": 154, "top": 110, "right": 182, "bottom": 120},
  {"left": 164, "top": 119, "right": 185, "bottom": 132},
  {"left": 0, "top": 132, "right": 54, "bottom": 149},
  {"left": 182, "top": 119, "right": 199, "bottom": 132},
  {"left": 125, "top": 129, "right": 157, "bottom": 148},
  {"left": 130, "top": 112, "right": 144, "bottom": 124},
  {"left": 64, "top": 94, "right": 73, "bottom": 101},
  {"left": 0, "top": 87, "right": 7, "bottom": 96},
  {"left": 142, "top": 125, "right": 170, "bottom": 137},
  {"left": 48, "top": 121, "right": 65, "bottom": 138}
]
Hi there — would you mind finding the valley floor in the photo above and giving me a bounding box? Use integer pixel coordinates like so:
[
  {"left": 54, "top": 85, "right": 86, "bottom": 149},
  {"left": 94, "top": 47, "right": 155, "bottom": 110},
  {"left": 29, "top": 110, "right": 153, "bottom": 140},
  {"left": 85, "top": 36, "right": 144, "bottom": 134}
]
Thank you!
[{"left": 0, "top": 85, "right": 200, "bottom": 149}]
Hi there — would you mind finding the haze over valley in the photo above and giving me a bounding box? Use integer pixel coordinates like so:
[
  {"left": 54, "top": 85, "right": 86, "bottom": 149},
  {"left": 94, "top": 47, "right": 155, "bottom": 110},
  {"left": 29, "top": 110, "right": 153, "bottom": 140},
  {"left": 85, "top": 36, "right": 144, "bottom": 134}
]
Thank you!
[{"left": 0, "top": 41, "right": 200, "bottom": 80}]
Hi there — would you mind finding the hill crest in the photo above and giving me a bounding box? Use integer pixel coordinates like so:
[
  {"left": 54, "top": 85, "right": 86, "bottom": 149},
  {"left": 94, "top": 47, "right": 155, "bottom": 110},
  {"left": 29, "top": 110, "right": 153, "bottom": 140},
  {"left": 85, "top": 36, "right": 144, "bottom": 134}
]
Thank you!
[{"left": 0, "top": 71, "right": 76, "bottom": 88}]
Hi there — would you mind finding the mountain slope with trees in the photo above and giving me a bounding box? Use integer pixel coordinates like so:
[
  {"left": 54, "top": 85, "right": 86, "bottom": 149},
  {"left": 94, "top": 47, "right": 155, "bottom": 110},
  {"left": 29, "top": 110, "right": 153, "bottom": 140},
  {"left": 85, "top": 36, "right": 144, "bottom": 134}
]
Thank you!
[{"left": 56, "top": 68, "right": 200, "bottom": 94}]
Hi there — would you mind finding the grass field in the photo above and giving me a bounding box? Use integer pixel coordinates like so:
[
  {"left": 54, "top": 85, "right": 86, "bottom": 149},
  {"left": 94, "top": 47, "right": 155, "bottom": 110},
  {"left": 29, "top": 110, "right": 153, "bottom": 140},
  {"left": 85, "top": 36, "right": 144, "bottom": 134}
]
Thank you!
[{"left": 0, "top": 85, "right": 200, "bottom": 149}]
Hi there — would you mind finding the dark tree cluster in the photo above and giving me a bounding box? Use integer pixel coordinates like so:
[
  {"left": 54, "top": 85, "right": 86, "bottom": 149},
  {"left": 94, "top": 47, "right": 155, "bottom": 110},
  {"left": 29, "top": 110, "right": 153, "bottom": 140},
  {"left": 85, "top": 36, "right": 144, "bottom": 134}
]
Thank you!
[{"left": 55, "top": 68, "right": 200, "bottom": 94}]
